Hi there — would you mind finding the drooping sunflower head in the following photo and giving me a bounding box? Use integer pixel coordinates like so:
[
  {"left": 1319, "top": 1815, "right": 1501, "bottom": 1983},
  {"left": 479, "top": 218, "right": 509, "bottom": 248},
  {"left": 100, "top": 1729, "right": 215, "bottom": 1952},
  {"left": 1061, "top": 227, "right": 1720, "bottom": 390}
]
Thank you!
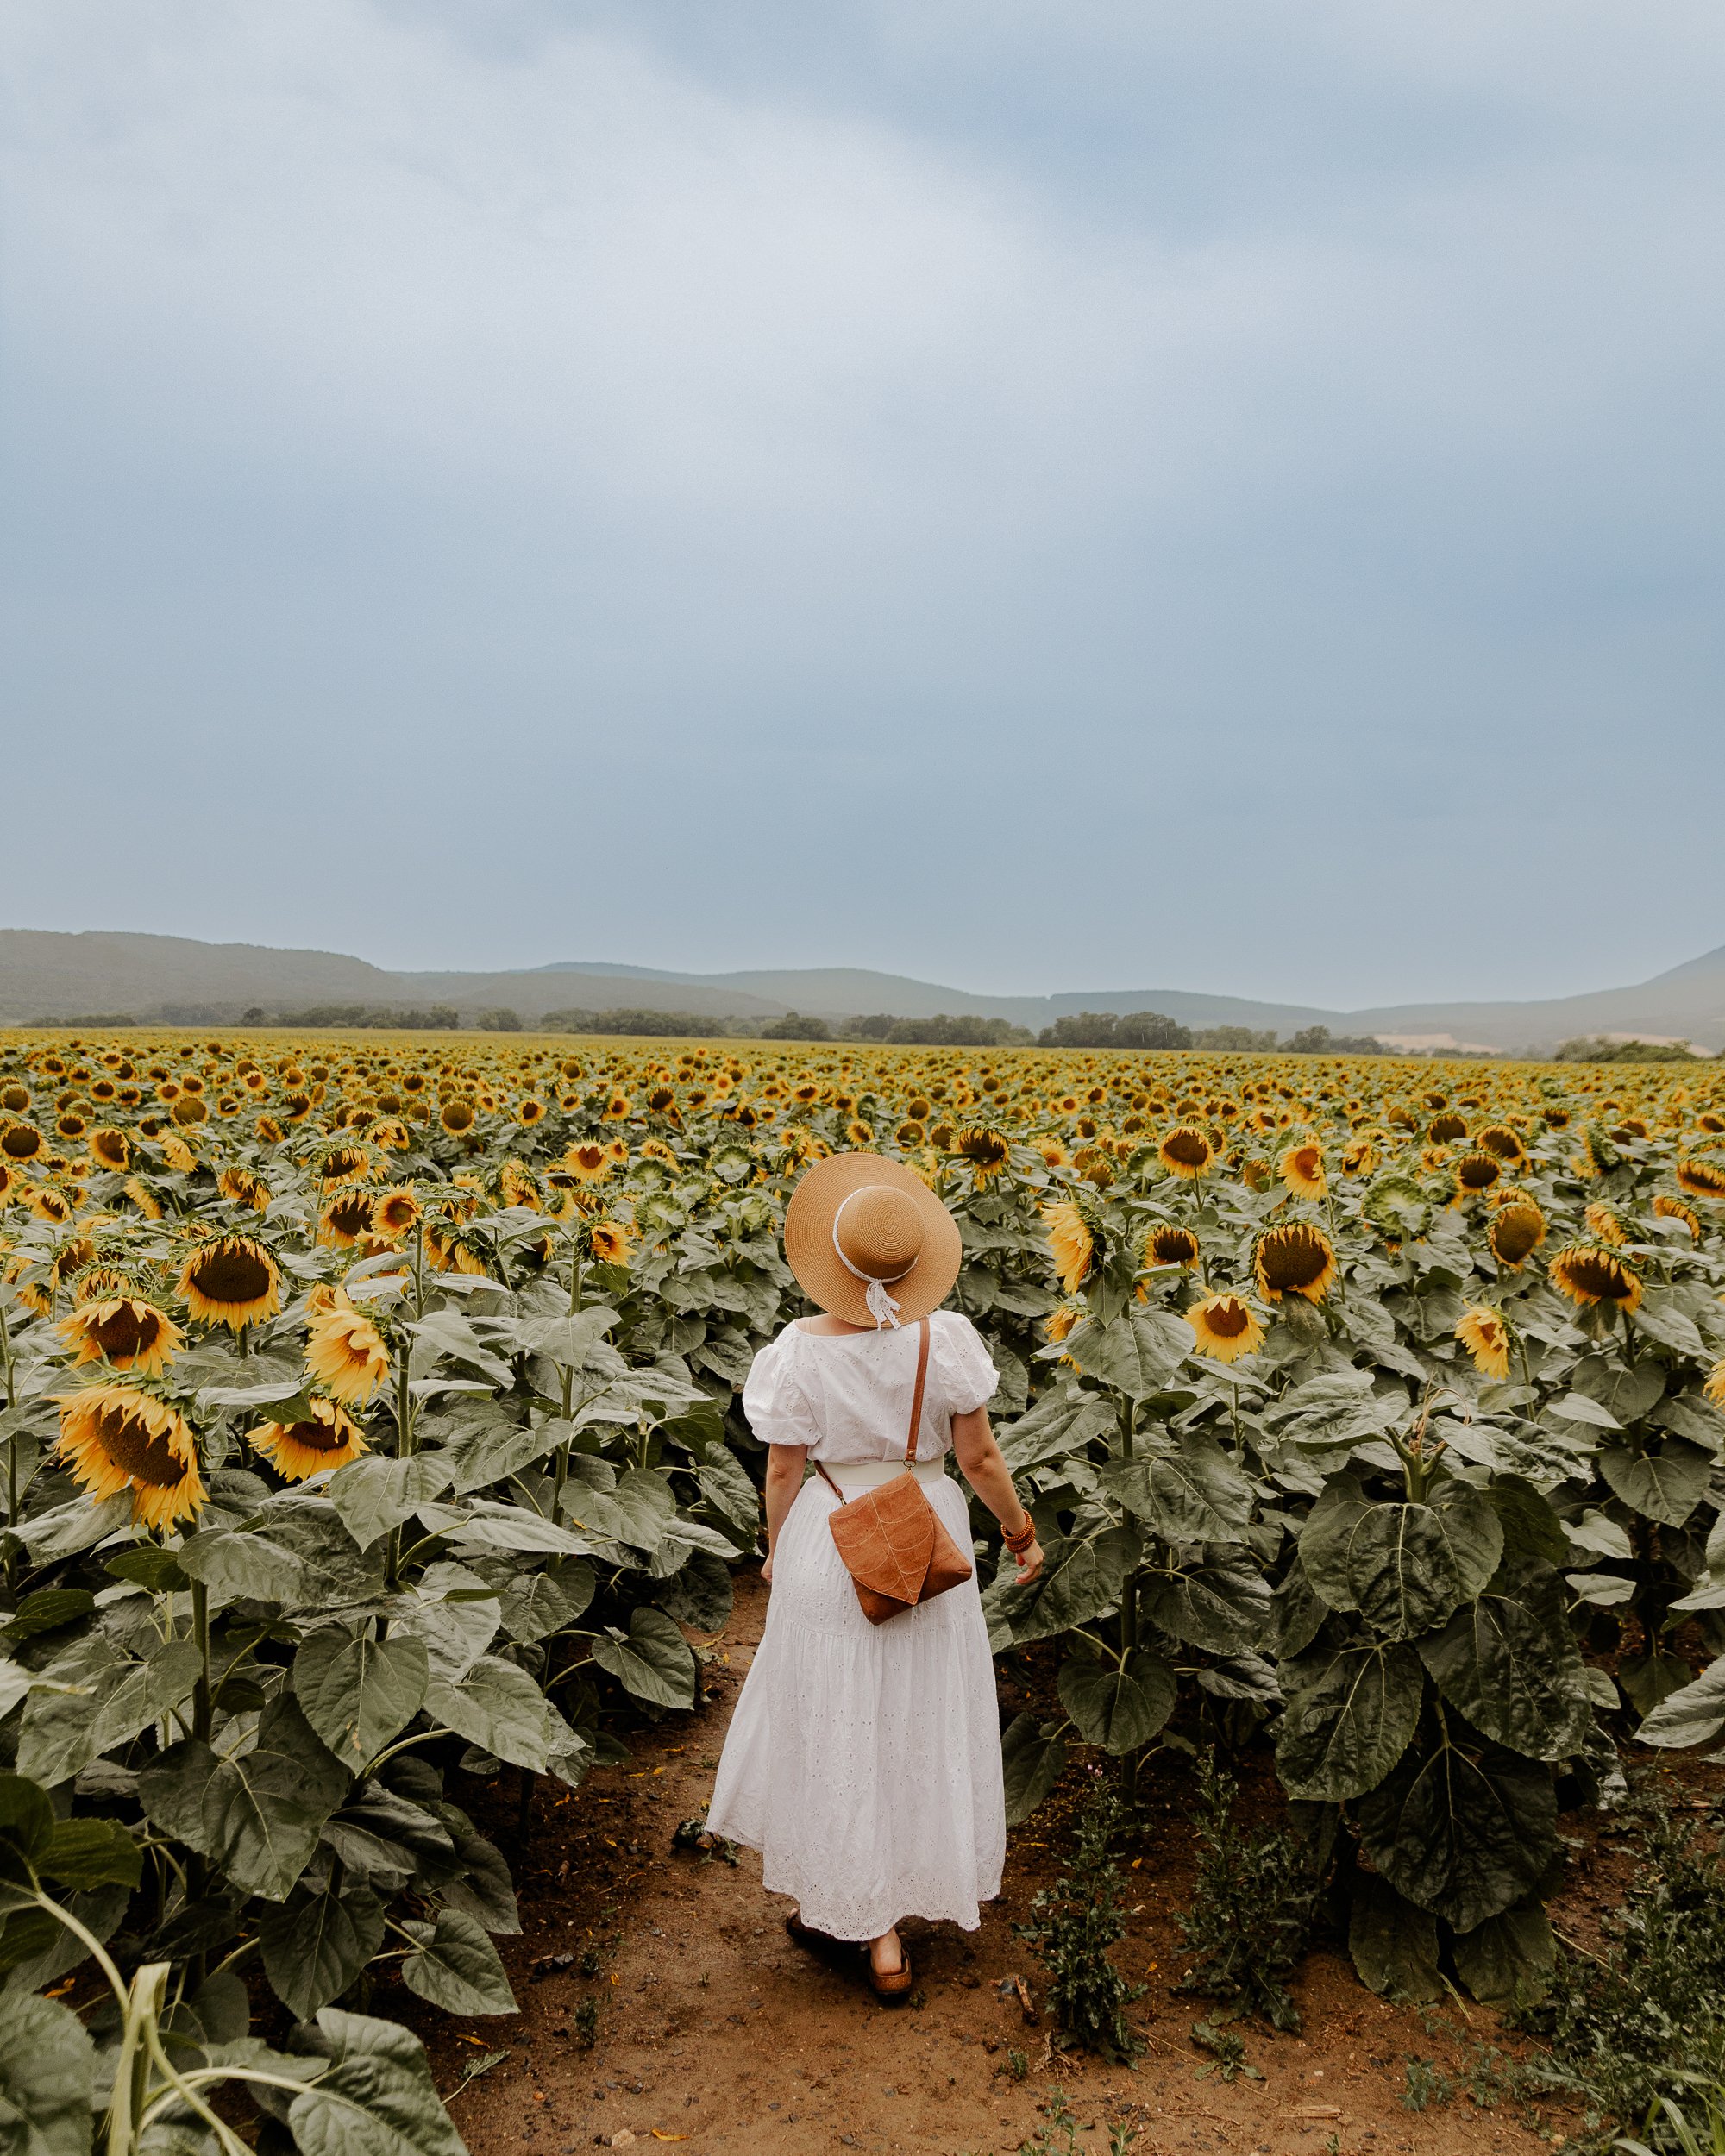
[
  {"left": 498, "top": 1161, "right": 540, "bottom": 1210},
  {"left": 1427, "top": 1112, "right": 1468, "bottom": 1144},
  {"left": 1653, "top": 1194, "right": 1702, "bottom": 1239},
  {"left": 1452, "top": 1151, "right": 1502, "bottom": 1197},
  {"left": 440, "top": 1098, "right": 478, "bottom": 1136},
  {"left": 0, "top": 1122, "right": 44, "bottom": 1164},
  {"left": 319, "top": 1188, "right": 377, "bottom": 1248},
  {"left": 1707, "top": 1359, "right": 1725, "bottom": 1410},
  {"left": 178, "top": 1234, "right": 283, "bottom": 1331},
  {"left": 1676, "top": 1156, "right": 1725, "bottom": 1201},
  {"left": 304, "top": 1297, "right": 391, "bottom": 1403},
  {"left": 317, "top": 1144, "right": 371, "bottom": 1188},
  {"left": 1158, "top": 1126, "right": 1214, "bottom": 1180},
  {"left": 1341, "top": 1137, "right": 1380, "bottom": 1178},
  {"left": 1584, "top": 1202, "right": 1632, "bottom": 1247},
  {"left": 586, "top": 1219, "right": 636, "bottom": 1268},
  {"left": 1278, "top": 1142, "right": 1327, "bottom": 1200},
  {"left": 29, "top": 1186, "right": 75, "bottom": 1227},
  {"left": 1489, "top": 1197, "right": 1547, "bottom": 1269},
  {"left": 1044, "top": 1296, "right": 1086, "bottom": 1345},
  {"left": 1253, "top": 1221, "right": 1338, "bottom": 1303},
  {"left": 58, "top": 1296, "right": 184, "bottom": 1376},
  {"left": 1548, "top": 1241, "right": 1643, "bottom": 1313},
  {"left": 1455, "top": 1305, "right": 1511, "bottom": 1380},
  {"left": 1043, "top": 1200, "right": 1094, "bottom": 1294},
  {"left": 1474, "top": 1123, "right": 1526, "bottom": 1164},
  {"left": 250, "top": 1394, "right": 368, "bottom": 1482},
  {"left": 1186, "top": 1291, "right": 1266, "bottom": 1363},
  {"left": 955, "top": 1126, "right": 1011, "bottom": 1181},
  {"left": 217, "top": 1166, "right": 271, "bottom": 1213},
  {"left": 56, "top": 1382, "right": 205, "bottom": 1530},
  {"left": 423, "top": 1218, "right": 490, "bottom": 1276},
  {"left": 88, "top": 1128, "right": 130, "bottom": 1171},
  {"left": 159, "top": 1131, "right": 197, "bottom": 1175},
  {"left": 1145, "top": 1223, "right": 1200, "bottom": 1270}
]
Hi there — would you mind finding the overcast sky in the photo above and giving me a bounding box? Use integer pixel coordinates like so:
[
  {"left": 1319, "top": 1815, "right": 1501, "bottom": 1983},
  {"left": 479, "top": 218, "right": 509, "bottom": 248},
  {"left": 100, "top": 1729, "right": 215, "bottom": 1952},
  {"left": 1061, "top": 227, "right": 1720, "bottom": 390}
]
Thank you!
[{"left": 3, "top": 0, "right": 1722, "bottom": 1009}]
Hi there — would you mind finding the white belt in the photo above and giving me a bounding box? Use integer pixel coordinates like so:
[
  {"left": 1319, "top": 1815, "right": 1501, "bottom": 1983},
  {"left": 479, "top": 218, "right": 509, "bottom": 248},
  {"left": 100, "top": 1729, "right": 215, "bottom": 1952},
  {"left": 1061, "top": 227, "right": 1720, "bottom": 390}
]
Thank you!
[{"left": 816, "top": 1458, "right": 949, "bottom": 1492}]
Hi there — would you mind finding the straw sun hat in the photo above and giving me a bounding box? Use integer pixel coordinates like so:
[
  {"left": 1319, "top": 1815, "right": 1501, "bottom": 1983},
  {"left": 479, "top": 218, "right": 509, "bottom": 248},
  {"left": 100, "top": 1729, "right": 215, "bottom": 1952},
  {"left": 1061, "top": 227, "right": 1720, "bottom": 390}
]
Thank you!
[{"left": 783, "top": 1152, "right": 963, "bottom": 1330}]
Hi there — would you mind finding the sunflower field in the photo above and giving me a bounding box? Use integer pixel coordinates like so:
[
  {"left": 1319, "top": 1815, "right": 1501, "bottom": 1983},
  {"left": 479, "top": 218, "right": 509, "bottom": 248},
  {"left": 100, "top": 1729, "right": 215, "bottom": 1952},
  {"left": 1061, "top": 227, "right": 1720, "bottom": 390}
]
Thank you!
[{"left": 5, "top": 1026, "right": 1725, "bottom": 2143}]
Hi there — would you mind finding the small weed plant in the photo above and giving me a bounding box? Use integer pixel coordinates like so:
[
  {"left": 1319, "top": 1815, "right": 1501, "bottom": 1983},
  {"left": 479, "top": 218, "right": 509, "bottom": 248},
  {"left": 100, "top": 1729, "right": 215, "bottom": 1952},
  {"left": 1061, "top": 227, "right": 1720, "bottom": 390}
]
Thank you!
[
  {"left": 1014, "top": 1778, "right": 1145, "bottom": 2063},
  {"left": 1175, "top": 1753, "right": 1327, "bottom": 2032}
]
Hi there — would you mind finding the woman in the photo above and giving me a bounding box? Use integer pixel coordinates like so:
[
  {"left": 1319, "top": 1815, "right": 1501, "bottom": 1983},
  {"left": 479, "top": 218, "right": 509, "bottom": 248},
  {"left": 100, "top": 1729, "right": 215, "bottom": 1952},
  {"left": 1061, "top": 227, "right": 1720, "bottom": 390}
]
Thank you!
[{"left": 706, "top": 1152, "right": 1045, "bottom": 2000}]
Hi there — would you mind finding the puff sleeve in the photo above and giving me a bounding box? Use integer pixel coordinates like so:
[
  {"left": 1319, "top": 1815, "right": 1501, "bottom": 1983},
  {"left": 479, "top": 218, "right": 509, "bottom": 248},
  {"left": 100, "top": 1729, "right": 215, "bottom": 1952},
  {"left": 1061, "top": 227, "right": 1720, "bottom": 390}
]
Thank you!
[
  {"left": 931, "top": 1311, "right": 1000, "bottom": 1416},
  {"left": 742, "top": 1330, "right": 820, "bottom": 1448}
]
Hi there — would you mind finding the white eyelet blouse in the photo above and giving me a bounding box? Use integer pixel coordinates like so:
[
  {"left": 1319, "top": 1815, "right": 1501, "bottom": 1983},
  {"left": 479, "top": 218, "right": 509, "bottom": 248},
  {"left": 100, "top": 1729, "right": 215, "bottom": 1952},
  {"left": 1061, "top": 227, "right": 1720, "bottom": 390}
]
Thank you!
[{"left": 741, "top": 1310, "right": 999, "bottom": 1463}]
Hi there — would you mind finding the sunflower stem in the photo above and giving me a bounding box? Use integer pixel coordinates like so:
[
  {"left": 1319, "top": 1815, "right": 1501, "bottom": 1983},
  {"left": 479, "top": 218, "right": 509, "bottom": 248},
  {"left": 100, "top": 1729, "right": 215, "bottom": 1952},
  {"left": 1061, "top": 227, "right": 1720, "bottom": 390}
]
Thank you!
[{"left": 191, "top": 1581, "right": 213, "bottom": 1745}]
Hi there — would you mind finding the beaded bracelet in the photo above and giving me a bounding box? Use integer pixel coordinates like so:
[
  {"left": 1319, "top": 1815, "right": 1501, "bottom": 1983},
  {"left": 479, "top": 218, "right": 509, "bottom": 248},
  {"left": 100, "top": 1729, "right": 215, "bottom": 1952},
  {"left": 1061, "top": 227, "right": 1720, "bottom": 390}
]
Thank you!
[{"left": 1003, "top": 1515, "right": 1037, "bottom": 1555}]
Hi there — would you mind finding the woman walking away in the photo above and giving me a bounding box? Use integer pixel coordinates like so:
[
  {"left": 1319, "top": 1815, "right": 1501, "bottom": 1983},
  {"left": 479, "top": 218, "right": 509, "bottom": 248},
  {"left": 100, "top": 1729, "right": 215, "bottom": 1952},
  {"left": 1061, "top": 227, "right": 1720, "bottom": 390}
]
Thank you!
[{"left": 706, "top": 1152, "right": 1044, "bottom": 2001}]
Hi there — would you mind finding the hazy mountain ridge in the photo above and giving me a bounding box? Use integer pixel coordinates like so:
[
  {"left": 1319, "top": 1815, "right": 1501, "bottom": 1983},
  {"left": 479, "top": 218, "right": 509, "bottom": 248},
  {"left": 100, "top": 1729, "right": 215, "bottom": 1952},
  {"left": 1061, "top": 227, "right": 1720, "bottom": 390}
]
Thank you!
[{"left": 2, "top": 928, "right": 1722, "bottom": 1051}]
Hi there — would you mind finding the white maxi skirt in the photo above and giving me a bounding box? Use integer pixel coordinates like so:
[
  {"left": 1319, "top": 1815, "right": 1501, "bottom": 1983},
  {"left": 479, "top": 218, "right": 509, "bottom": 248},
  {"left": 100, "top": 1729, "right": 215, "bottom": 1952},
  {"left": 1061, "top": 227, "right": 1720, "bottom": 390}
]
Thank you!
[{"left": 706, "top": 1471, "right": 1007, "bottom": 1940}]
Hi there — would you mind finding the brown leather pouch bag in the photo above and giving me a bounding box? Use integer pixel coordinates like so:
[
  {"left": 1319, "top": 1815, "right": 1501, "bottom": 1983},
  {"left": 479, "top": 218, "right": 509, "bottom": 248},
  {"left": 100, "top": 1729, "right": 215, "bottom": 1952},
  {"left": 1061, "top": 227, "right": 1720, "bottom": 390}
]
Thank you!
[{"left": 816, "top": 1319, "right": 974, "bottom": 1625}]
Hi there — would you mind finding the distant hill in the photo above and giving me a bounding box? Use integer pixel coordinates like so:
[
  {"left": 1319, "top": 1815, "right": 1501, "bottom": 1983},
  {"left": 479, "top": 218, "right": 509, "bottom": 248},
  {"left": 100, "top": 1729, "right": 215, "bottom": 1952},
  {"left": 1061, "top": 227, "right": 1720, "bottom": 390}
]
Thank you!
[{"left": 2, "top": 926, "right": 1722, "bottom": 1053}]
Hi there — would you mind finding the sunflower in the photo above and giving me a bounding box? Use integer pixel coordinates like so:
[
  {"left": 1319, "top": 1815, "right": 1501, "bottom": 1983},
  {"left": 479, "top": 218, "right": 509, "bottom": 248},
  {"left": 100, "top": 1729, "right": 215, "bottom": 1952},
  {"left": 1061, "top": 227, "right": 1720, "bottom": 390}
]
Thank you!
[
  {"left": 1474, "top": 1123, "right": 1526, "bottom": 1164},
  {"left": 1158, "top": 1126, "right": 1213, "bottom": 1179},
  {"left": 178, "top": 1234, "right": 283, "bottom": 1330},
  {"left": 1454, "top": 1306, "right": 1511, "bottom": 1380},
  {"left": 956, "top": 1127, "right": 1011, "bottom": 1181},
  {"left": 587, "top": 1219, "right": 636, "bottom": 1268},
  {"left": 603, "top": 1093, "right": 631, "bottom": 1120},
  {"left": 255, "top": 1113, "right": 285, "bottom": 1144},
  {"left": 1707, "top": 1361, "right": 1725, "bottom": 1409},
  {"left": 370, "top": 1119, "right": 411, "bottom": 1150},
  {"left": 564, "top": 1142, "right": 612, "bottom": 1184},
  {"left": 1, "top": 1123, "right": 43, "bottom": 1163},
  {"left": 1043, "top": 1201, "right": 1094, "bottom": 1294},
  {"left": 1427, "top": 1112, "right": 1468, "bottom": 1144},
  {"left": 304, "top": 1295, "right": 391, "bottom": 1402},
  {"left": 1341, "top": 1138, "right": 1379, "bottom": 1177},
  {"left": 368, "top": 1185, "right": 422, "bottom": 1242},
  {"left": 1452, "top": 1151, "right": 1502, "bottom": 1197},
  {"left": 519, "top": 1099, "right": 547, "bottom": 1127},
  {"left": 423, "top": 1219, "right": 489, "bottom": 1275},
  {"left": 319, "top": 1188, "right": 376, "bottom": 1247},
  {"left": 1653, "top": 1194, "right": 1702, "bottom": 1239},
  {"left": 122, "top": 1175, "right": 164, "bottom": 1220},
  {"left": 1548, "top": 1242, "right": 1643, "bottom": 1314},
  {"left": 250, "top": 1395, "right": 368, "bottom": 1481},
  {"left": 57, "top": 1382, "right": 205, "bottom": 1530},
  {"left": 1677, "top": 1156, "right": 1725, "bottom": 1200},
  {"left": 1584, "top": 1202, "right": 1632, "bottom": 1246},
  {"left": 1278, "top": 1143, "right": 1326, "bottom": 1200},
  {"left": 217, "top": 1166, "right": 271, "bottom": 1213},
  {"left": 1186, "top": 1291, "right": 1265, "bottom": 1363},
  {"left": 440, "top": 1098, "right": 477, "bottom": 1135},
  {"left": 499, "top": 1162, "right": 540, "bottom": 1209},
  {"left": 639, "top": 1138, "right": 678, "bottom": 1168},
  {"left": 1489, "top": 1198, "right": 1546, "bottom": 1269},
  {"left": 159, "top": 1132, "right": 197, "bottom": 1174},
  {"left": 87, "top": 1128, "right": 129, "bottom": 1171},
  {"left": 1253, "top": 1221, "right": 1338, "bottom": 1303},
  {"left": 1044, "top": 1297, "right": 1086, "bottom": 1344},
  {"left": 318, "top": 1144, "right": 371, "bottom": 1188},
  {"left": 1145, "top": 1223, "right": 1200, "bottom": 1269},
  {"left": 58, "top": 1297, "right": 183, "bottom": 1376}
]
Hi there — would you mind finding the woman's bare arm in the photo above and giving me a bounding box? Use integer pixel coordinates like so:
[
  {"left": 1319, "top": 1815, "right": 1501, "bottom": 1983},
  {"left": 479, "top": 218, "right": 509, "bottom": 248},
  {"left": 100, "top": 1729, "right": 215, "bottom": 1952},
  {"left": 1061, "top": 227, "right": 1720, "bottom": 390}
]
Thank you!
[
  {"left": 760, "top": 1442, "right": 808, "bottom": 1585},
  {"left": 950, "top": 1406, "right": 1044, "bottom": 1582}
]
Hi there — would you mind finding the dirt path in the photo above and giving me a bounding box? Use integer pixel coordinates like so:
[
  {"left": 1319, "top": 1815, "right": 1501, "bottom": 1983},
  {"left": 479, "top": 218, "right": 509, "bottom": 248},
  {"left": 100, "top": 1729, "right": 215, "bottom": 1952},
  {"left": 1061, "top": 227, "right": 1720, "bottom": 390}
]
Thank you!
[{"left": 422, "top": 1574, "right": 1554, "bottom": 2156}]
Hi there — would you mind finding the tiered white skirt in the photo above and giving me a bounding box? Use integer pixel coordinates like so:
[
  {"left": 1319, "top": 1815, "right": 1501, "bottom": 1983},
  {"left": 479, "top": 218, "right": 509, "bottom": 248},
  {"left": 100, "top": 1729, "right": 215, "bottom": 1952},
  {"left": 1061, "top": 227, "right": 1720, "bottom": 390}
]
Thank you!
[{"left": 706, "top": 1473, "right": 1007, "bottom": 1941}]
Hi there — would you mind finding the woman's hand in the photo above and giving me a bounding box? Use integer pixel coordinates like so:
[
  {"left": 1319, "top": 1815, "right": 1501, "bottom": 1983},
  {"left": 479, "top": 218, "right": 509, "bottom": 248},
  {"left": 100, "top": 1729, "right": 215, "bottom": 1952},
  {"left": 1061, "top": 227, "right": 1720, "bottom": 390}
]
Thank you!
[
  {"left": 1013, "top": 1537, "right": 1044, "bottom": 1584},
  {"left": 761, "top": 1549, "right": 775, "bottom": 1587}
]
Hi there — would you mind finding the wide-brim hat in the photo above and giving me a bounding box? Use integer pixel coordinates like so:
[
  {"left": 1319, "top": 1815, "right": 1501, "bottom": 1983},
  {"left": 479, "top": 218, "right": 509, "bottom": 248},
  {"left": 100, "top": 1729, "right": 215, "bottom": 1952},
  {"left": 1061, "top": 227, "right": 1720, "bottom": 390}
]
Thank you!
[{"left": 783, "top": 1151, "right": 963, "bottom": 1329}]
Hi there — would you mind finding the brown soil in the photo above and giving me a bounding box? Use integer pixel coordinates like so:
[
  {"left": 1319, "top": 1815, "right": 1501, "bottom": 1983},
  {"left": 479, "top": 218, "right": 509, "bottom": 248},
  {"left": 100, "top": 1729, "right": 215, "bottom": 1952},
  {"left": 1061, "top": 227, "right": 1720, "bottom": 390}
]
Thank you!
[{"left": 417, "top": 1575, "right": 1565, "bottom": 2156}]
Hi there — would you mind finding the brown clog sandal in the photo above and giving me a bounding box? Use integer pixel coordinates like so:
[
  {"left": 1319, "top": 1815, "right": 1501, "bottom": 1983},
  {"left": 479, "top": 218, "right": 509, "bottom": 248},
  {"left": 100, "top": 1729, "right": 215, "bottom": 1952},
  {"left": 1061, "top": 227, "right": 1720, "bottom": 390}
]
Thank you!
[{"left": 868, "top": 1946, "right": 913, "bottom": 2002}]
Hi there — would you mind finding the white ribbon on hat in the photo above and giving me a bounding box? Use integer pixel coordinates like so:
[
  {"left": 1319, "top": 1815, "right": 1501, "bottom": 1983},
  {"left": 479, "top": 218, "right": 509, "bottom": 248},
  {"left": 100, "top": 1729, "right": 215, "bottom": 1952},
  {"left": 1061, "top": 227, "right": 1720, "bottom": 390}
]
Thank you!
[{"left": 831, "top": 1189, "right": 918, "bottom": 1328}]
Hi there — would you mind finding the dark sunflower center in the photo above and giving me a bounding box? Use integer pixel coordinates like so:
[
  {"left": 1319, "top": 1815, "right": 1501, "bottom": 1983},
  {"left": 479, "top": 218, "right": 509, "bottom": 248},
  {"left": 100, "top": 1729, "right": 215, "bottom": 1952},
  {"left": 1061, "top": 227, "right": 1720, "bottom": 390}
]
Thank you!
[
  {"left": 1493, "top": 1213, "right": 1542, "bottom": 1261},
  {"left": 3, "top": 1126, "right": 42, "bottom": 1159},
  {"left": 91, "top": 1306, "right": 159, "bottom": 1358},
  {"left": 1260, "top": 1226, "right": 1330, "bottom": 1288},
  {"left": 282, "top": 1417, "right": 345, "bottom": 1452},
  {"left": 1204, "top": 1300, "right": 1250, "bottom": 1338},
  {"left": 329, "top": 1195, "right": 373, "bottom": 1234},
  {"left": 191, "top": 1247, "right": 273, "bottom": 1303},
  {"left": 1457, "top": 1155, "right": 1500, "bottom": 1188},
  {"left": 96, "top": 1407, "right": 186, "bottom": 1487},
  {"left": 1164, "top": 1131, "right": 1209, "bottom": 1165},
  {"left": 1151, "top": 1229, "right": 1197, "bottom": 1263}
]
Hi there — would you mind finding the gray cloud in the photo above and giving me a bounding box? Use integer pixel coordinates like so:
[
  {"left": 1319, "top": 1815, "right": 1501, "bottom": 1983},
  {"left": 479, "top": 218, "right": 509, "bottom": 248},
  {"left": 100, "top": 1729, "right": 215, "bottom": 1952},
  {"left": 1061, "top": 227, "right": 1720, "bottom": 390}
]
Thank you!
[{"left": 3, "top": 0, "right": 1721, "bottom": 1006}]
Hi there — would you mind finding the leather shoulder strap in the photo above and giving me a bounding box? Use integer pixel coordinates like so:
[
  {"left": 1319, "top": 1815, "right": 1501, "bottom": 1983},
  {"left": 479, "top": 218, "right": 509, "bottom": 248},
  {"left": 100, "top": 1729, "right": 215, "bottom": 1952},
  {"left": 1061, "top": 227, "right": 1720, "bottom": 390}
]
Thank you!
[{"left": 904, "top": 1318, "right": 932, "bottom": 1466}]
